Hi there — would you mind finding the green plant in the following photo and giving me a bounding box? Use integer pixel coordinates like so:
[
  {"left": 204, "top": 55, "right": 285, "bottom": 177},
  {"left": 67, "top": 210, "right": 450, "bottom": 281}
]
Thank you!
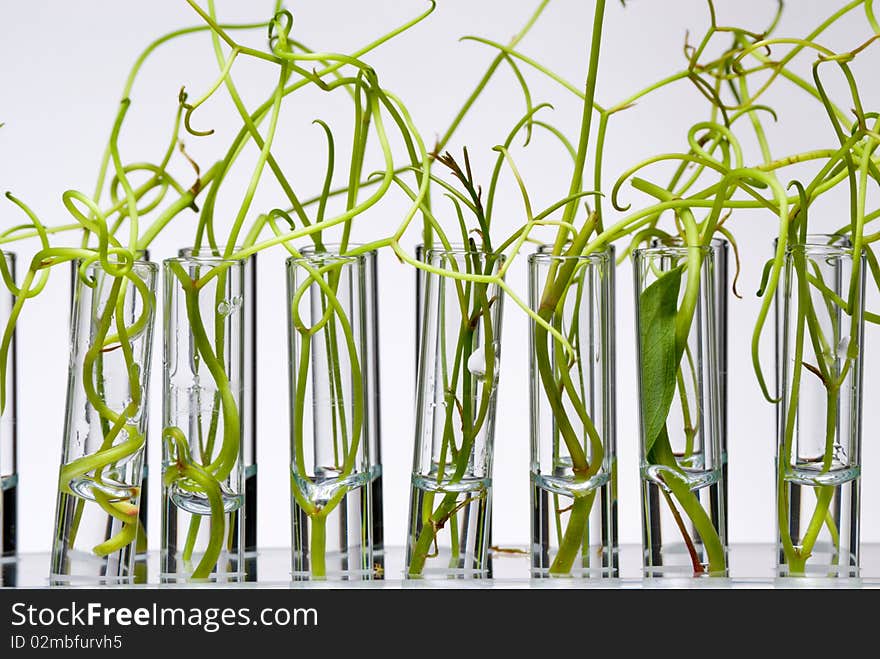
[
  {"left": 413, "top": 0, "right": 880, "bottom": 576},
  {"left": 153, "top": 0, "right": 442, "bottom": 579},
  {"left": 612, "top": 0, "right": 880, "bottom": 575},
  {"left": 2, "top": 0, "right": 879, "bottom": 580},
  {"left": 0, "top": 0, "right": 439, "bottom": 578}
]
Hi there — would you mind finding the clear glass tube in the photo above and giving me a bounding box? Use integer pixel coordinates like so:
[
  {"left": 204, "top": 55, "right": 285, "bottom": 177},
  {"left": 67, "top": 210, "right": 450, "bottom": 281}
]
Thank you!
[
  {"left": 529, "top": 245, "right": 618, "bottom": 578},
  {"left": 362, "top": 249, "right": 383, "bottom": 557},
  {"left": 1, "top": 251, "right": 17, "bottom": 560},
  {"left": 416, "top": 243, "right": 495, "bottom": 558},
  {"left": 162, "top": 255, "right": 245, "bottom": 582},
  {"left": 287, "top": 250, "right": 374, "bottom": 580},
  {"left": 776, "top": 234, "right": 864, "bottom": 577},
  {"left": 178, "top": 246, "right": 257, "bottom": 580},
  {"left": 653, "top": 236, "right": 729, "bottom": 539},
  {"left": 50, "top": 259, "right": 157, "bottom": 584},
  {"left": 716, "top": 239, "right": 729, "bottom": 540},
  {"left": 406, "top": 246, "right": 504, "bottom": 579},
  {"left": 70, "top": 252, "right": 150, "bottom": 565},
  {"left": 311, "top": 246, "right": 385, "bottom": 559},
  {"left": 633, "top": 245, "right": 727, "bottom": 577}
]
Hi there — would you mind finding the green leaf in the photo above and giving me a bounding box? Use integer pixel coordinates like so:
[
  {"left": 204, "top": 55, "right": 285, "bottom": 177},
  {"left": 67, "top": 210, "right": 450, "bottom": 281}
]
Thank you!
[
  {"left": 649, "top": 425, "right": 676, "bottom": 470},
  {"left": 639, "top": 266, "right": 682, "bottom": 456}
]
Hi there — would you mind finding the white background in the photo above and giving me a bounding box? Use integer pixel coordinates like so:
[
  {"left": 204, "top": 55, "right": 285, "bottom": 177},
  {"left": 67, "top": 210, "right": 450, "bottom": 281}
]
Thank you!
[{"left": 1, "top": 0, "right": 878, "bottom": 555}]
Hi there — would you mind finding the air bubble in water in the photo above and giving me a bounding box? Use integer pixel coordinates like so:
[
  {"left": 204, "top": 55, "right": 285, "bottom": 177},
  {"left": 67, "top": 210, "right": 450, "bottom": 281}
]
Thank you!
[
  {"left": 217, "top": 295, "right": 242, "bottom": 317},
  {"left": 467, "top": 346, "right": 486, "bottom": 379}
]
